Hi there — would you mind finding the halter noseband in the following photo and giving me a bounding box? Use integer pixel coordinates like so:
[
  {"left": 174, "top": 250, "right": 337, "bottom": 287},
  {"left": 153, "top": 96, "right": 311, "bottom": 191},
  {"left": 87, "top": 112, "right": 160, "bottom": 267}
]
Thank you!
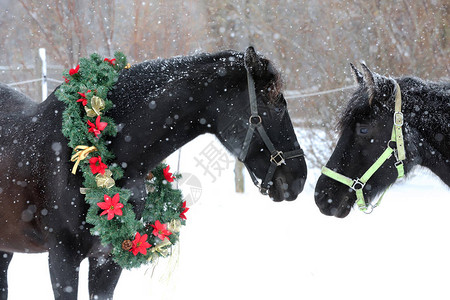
[
  {"left": 321, "top": 80, "right": 406, "bottom": 212},
  {"left": 239, "top": 69, "right": 304, "bottom": 195}
]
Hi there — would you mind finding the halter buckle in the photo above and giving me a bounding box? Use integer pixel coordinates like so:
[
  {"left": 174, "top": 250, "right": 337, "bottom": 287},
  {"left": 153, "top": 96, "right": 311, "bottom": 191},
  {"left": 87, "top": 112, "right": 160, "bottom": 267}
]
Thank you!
[
  {"left": 249, "top": 115, "right": 262, "bottom": 125},
  {"left": 393, "top": 148, "right": 400, "bottom": 161},
  {"left": 260, "top": 186, "right": 270, "bottom": 195},
  {"left": 270, "top": 151, "right": 286, "bottom": 166},
  {"left": 351, "top": 178, "right": 365, "bottom": 191},
  {"left": 362, "top": 203, "right": 375, "bottom": 214},
  {"left": 387, "top": 140, "right": 396, "bottom": 149},
  {"left": 394, "top": 112, "right": 404, "bottom": 126},
  {"left": 394, "top": 160, "right": 403, "bottom": 167}
]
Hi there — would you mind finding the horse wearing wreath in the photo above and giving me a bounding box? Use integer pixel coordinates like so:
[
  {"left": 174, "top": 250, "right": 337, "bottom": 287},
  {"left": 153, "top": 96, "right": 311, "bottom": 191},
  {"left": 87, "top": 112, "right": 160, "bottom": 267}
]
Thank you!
[{"left": 0, "top": 47, "right": 307, "bottom": 299}]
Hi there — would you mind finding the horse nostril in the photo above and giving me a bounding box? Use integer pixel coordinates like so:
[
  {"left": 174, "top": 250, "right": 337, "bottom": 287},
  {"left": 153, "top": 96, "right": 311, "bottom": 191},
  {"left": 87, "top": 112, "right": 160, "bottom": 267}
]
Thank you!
[
  {"left": 290, "top": 178, "right": 304, "bottom": 194},
  {"left": 272, "top": 177, "right": 285, "bottom": 201}
]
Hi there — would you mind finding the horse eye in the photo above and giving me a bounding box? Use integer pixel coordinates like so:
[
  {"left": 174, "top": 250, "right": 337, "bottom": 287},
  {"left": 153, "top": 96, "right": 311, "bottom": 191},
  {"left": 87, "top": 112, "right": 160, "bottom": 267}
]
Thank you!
[{"left": 359, "top": 128, "right": 369, "bottom": 134}]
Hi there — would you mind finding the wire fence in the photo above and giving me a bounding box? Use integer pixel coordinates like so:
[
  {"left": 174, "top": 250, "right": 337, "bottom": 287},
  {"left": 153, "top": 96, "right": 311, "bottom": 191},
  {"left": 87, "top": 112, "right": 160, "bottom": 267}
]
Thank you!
[
  {"left": 284, "top": 84, "right": 356, "bottom": 100},
  {"left": 6, "top": 77, "right": 63, "bottom": 87},
  {"left": 3, "top": 48, "right": 356, "bottom": 101},
  {"left": 6, "top": 76, "right": 355, "bottom": 100}
]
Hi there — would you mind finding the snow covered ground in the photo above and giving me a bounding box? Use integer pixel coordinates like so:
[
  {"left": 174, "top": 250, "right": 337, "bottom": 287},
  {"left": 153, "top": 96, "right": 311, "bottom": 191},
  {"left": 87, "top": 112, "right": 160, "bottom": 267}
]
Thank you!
[{"left": 7, "top": 134, "right": 450, "bottom": 300}]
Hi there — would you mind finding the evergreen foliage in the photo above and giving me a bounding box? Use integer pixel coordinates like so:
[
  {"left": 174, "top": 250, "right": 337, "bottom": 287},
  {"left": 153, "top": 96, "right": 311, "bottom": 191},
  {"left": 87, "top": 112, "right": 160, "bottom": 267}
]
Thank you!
[{"left": 56, "top": 52, "right": 186, "bottom": 269}]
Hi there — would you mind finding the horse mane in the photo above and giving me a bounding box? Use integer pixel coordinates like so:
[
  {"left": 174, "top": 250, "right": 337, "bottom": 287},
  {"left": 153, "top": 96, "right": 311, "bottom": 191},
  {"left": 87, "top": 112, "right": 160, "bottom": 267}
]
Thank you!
[
  {"left": 115, "top": 50, "right": 283, "bottom": 105},
  {"left": 400, "top": 77, "right": 450, "bottom": 138},
  {"left": 338, "top": 76, "right": 450, "bottom": 137}
]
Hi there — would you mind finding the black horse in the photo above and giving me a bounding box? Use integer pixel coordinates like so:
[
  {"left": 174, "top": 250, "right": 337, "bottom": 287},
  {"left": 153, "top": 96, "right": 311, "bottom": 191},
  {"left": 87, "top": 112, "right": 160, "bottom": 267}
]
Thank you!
[
  {"left": 315, "top": 63, "right": 449, "bottom": 218},
  {"left": 0, "top": 47, "right": 307, "bottom": 299}
]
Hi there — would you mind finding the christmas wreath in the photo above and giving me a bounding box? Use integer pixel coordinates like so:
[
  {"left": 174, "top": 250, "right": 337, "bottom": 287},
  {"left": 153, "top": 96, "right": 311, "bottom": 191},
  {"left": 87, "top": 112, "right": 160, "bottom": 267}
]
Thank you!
[{"left": 56, "top": 52, "right": 188, "bottom": 269}]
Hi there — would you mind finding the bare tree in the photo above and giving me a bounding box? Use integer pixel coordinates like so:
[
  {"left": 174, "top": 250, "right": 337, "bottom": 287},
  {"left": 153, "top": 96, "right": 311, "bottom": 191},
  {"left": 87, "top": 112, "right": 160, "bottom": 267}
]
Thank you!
[{"left": 0, "top": 0, "right": 447, "bottom": 168}]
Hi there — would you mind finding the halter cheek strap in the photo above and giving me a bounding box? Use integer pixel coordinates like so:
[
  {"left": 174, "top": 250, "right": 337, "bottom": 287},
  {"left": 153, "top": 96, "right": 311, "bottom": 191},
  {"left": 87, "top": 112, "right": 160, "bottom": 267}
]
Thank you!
[
  {"left": 321, "top": 81, "right": 405, "bottom": 212},
  {"left": 240, "top": 70, "right": 304, "bottom": 195}
]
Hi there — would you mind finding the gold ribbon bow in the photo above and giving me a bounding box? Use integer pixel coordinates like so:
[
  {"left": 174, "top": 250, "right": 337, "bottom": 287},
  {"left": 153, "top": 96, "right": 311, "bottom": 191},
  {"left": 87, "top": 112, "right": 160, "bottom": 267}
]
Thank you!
[
  {"left": 71, "top": 145, "right": 97, "bottom": 174},
  {"left": 95, "top": 169, "right": 115, "bottom": 189},
  {"left": 79, "top": 188, "right": 90, "bottom": 195},
  {"left": 84, "top": 96, "right": 105, "bottom": 117},
  {"left": 168, "top": 219, "right": 182, "bottom": 233},
  {"left": 149, "top": 239, "right": 172, "bottom": 258}
]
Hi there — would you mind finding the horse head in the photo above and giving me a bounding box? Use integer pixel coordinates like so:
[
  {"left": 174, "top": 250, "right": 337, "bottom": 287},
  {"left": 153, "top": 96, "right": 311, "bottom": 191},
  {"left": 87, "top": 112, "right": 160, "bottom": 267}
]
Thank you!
[
  {"left": 215, "top": 47, "right": 307, "bottom": 201},
  {"left": 315, "top": 63, "right": 406, "bottom": 217}
]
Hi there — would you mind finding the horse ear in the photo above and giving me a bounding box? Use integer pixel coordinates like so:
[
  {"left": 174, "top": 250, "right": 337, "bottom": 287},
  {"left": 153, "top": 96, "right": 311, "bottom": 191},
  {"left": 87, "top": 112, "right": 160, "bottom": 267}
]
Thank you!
[
  {"left": 360, "top": 62, "right": 376, "bottom": 105},
  {"left": 244, "top": 46, "right": 264, "bottom": 77},
  {"left": 350, "top": 63, "right": 364, "bottom": 85}
]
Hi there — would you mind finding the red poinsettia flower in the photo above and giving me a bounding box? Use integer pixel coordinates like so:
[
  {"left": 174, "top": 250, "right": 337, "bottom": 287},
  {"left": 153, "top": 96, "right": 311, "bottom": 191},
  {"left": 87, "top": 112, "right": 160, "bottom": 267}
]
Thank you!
[
  {"left": 77, "top": 91, "right": 90, "bottom": 99},
  {"left": 87, "top": 116, "right": 108, "bottom": 138},
  {"left": 104, "top": 58, "right": 116, "bottom": 65},
  {"left": 179, "top": 201, "right": 189, "bottom": 220},
  {"left": 151, "top": 220, "right": 172, "bottom": 241},
  {"left": 77, "top": 90, "right": 91, "bottom": 106},
  {"left": 163, "top": 165, "right": 175, "bottom": 182},
  {"left": 89, "top": 156, "right": 107, "bottom": 175},
  {"left": 130, "top": 232, "right": 152, "bottom": 256},
  {"left": 77, "top": 98, "right": 87, "bottom": 106},
  {"left": 97, "top": 193, "right": 124, "bottom": 220},
  {"left": 69, "top": 65, "right": 79, "bottom": 76}
]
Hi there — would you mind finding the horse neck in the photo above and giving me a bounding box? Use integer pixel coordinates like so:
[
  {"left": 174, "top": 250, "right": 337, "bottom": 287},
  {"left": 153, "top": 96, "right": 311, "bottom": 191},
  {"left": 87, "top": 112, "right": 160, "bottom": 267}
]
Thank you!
[
  {"left": 108, "top": 55, "right": 246, "bottom": 177},
  {"left": 403, "top": 81, "right": 450, "bottom": 185}
]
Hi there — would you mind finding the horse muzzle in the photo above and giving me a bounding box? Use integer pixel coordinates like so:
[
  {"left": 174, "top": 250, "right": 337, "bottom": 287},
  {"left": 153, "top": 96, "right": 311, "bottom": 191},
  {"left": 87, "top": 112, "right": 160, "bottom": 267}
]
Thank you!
[
  {"left": 314, "top": 176, "right": 352, "bottom": 218},
  {"left": 268, "top": 174, "right": 304, "bottom": 202}
]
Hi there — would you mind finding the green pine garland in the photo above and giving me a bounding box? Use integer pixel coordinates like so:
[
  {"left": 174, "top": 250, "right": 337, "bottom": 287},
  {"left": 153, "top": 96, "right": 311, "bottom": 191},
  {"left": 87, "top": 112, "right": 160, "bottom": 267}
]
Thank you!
[{"left": 56, "top": 52, "right": 186, "bottom": 269}]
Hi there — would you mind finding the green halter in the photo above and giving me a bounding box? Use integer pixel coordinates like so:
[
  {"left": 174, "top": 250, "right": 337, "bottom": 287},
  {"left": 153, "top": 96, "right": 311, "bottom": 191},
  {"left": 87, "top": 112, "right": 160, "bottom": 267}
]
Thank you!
[{"left": 321, "top": 81, "right": 406, "bottom": 213}]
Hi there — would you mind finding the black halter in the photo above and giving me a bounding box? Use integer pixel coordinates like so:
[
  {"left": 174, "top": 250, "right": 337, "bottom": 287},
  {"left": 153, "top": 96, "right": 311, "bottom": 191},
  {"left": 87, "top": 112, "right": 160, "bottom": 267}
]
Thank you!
[{"left": 238, "top": 70, "right": 304, "bottom": 195}]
